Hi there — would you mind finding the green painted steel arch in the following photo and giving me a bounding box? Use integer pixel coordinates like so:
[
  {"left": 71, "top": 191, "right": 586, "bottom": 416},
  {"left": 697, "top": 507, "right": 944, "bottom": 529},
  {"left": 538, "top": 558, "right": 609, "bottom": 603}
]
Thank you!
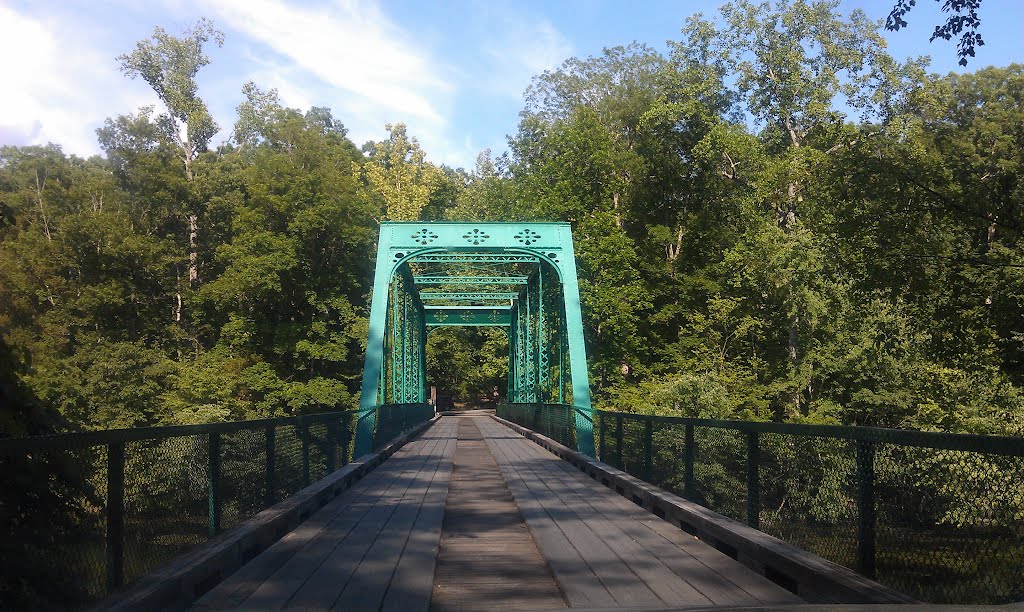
[{"left": 354, "top": 222, "right": 594, "bottom": 457}]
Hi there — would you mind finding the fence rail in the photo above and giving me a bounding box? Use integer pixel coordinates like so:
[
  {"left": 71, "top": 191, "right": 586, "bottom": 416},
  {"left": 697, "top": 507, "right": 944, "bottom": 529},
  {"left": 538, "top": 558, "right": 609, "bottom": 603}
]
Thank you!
[
  {"left": 498, "top": 403, "right": 1024, "bottom": 605},
  {"left": 0, "top": 403, "right": 433, "bottom": 607}
]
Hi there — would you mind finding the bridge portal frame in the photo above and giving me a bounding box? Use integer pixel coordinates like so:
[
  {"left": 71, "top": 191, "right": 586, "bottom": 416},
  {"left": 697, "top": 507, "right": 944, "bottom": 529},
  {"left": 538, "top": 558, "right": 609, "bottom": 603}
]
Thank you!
[{"left": 355, "top": 222, "right": 594, "bottom": 456}]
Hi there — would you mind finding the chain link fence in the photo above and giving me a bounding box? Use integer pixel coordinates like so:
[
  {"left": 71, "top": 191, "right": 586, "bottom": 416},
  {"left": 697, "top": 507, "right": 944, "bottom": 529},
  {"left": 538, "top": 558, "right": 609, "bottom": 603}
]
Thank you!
[
  {"left": 498, "top": 403, "right": 577, "bottom": 448},
  {"left": 502, "top": 404, "right": 1024, "bottom": 605},
  {"left": 0, "top": 403, "right": 433, "bottom": 608}
]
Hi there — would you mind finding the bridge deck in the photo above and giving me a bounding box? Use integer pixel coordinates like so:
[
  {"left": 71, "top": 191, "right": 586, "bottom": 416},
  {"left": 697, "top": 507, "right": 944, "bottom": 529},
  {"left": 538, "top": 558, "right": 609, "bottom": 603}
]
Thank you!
[{"left": 192, "top": 414, "right": 802, "bottom": 610}]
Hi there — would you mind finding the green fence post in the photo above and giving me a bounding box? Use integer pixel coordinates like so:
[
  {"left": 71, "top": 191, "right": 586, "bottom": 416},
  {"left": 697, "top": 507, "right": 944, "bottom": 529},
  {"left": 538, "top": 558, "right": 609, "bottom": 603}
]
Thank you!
[
  {"left": 746, "top": 432, "right": 760, "bottom": 529},
  {"left": 208, "top": 432, "right": 222, "bottom": 536},
  {"left": 326, "top": 418, "right": 337, "bottom": 473},
  {"left": 615, "top": 413, "right": 624, "bottom": 470},
  {"left": 264, "top": 426, "right": 276, "bottom": 507},
  {"left": 598, "top": 412, "right": 606, "bottom": 463},
  {"left": 857, "top": 440, "right": 877, "bottom": 578},
  {"left": 565, "top": 405, "right": 571, "bottom": 446},
  {"left": 684, "top": 424, "right": 695, "bottom": 499},
  {"left": 643, "top": 418, "right": 653, "bottom": 482},
  {"left": 372, "top": 407, "right": 381, "bottom": 450},
  {"left": 341, "top": 415, "right": 351, "bottom": 466},
  {"left": 301, "top": 423, "right": 310, "bottom": 487},
  {"left": 105, "top": 441, "right": 125, "bottom": 592}
]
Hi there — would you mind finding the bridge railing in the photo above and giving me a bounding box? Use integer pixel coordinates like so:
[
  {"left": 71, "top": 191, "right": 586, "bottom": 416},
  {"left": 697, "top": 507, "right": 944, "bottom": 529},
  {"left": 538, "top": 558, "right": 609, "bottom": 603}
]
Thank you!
[
  {"left": 497, "top": 403, "right": 578, "bottom": 448},
  {"left": 499, "top": 404, "right": 1024, "bottom": 605},
  {"left": 0, "top": 403, "right": 433, "bottom": 606}
]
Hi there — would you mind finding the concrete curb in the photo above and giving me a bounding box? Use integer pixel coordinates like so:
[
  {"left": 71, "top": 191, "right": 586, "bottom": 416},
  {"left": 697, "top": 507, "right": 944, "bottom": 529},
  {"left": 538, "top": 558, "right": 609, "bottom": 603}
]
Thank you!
[
  {"left": 98, "top": 414, "right": 441, "bottom": 611},
  {"left": 492, "top": 414, "right": 917, "bottom": 605}
]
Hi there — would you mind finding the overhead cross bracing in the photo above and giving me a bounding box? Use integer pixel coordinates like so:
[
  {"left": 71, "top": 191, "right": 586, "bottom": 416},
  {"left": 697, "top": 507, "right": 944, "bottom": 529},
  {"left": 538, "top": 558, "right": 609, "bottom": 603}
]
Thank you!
[{"left": 355, "top": 223, "right": 595, "bottom": 457}]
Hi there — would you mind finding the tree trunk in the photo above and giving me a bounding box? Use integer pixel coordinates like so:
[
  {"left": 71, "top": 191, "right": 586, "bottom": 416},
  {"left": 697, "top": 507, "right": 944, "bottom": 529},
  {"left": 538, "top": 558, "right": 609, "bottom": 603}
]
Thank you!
[
  {"left": 788, "top": 313, "right": 800, "bottom": 414},
  {"left": 612, "top": 191, "right": 623, "bottom": 229},
  {"left": 188, "top": 214, "right": 199, "bottom": 285},
  {"left": 34, "top": 170, "right": 51, "bottom": 242}
]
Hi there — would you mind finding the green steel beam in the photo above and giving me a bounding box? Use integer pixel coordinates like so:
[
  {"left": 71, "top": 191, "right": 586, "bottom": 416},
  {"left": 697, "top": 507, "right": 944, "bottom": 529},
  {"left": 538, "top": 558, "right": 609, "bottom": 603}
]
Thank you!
[
  {"left": 410, "top": 254, "right": 540, "bottom": 264},
  {"left": 413, "top": 276, "right": 529, "bottom": 285},
  {"left": 425, "top": 306, "right": 511, "bottom": 326},
  {"left": 419, "top": 291, "right": 518, "bottom": 301}
]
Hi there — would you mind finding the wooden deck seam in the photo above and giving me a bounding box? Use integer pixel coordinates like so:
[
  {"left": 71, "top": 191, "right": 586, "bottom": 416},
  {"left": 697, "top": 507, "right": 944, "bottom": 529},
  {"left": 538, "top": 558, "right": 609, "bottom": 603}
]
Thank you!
[
  {"left": 483, "top": 424, "right": 623, "bottom": 608},
  {"left": 244, "top": 421, "right": 454, "bottom": 609},
  {"left": 479, "top": 417, "right": 802, "bottom": 608},
  {"left": 276, "top": 428, "right": 449, "bottom": 608},
  {"left": 430, "top": 417, "right": 565, "bottom": 611},
  {"left": 483, "top": 424, "right": 666, "bottom": 607},
  {"left": 492, "top": 428, "right": 719, "bottom": 607},
  {"left": 192, "top": 432, "right": 447, "bottom": 609},
  {"left": 490, "top": 420, "right": 802, "bottom": 605},
  {"left": 331, "top": 422, "right": 458, "bottom": 609},
  {"left": 380, "top": 432, "right": 456, "bottom": 611}
]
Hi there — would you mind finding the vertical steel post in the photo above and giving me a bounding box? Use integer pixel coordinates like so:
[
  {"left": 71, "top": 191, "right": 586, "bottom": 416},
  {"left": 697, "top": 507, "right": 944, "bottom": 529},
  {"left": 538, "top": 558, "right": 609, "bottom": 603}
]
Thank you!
[
  {"left": 598, "top": 412, "right": 606, "bottom": 463},
  {"left": 524, "top": 276, "right": 535, "bottom": 402},
  {"left": 555, "top": 225, "right": 594, "bottom": 456},
  {"left": 536, "top": 267, "right": 546, "bottom": 402},
  {"left": 341, "top": 415, "right": 351, "bottom": 466},
  {"left": 326, "top": 419, "right": 337, "bottom": 473},
  {"left": 507, "top": 304, "right": 517, "bottom": 402},
  {"left": 643, "top": 419, "right": 654, "bottom": 482},
  {"left": 857, "top": 440, "right": 877, "bottom": 578},
  {"left": 615, "top": 413, "right": 624, "bottom": 470},
  {"left": 746, "top": 432, "right": 760, "bottom": 529},
  {"left": 301, "top": 423, "right": 310, "bottom": 487},
  {"left": 684, "top": 424, "right": 695, "bottom": 499},
  {"left": 402, "top": 281, "right": 410, "bottom": 402},
  {"left": 105, "top": 442, "right": 125, "bottom": 592},
  {"left": 208, "top": 432, "right": 222, "bottom": 536},
  {"left": 264, "top": 425, "right": 276, "bottom": 506},
  {"left": 561, "top": 311, "right": 569, "bottom": 407},
  {"left": 419, "top": 310, "right": 427, "bottom": 403}
]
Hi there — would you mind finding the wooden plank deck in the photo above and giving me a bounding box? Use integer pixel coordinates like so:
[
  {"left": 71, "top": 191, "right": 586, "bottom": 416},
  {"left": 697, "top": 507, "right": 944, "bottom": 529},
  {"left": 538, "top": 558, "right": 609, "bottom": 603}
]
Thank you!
[
  {"left": 192, "top": 414, "right": 803, "bottom": 610},
  {"left": 430, "top": 417, "right": 565, "bottom": 610},
  {"left": 477, "top": 416, "right": 805, "bottom": 609},
  {"left": 192, "top": 417, "right": 458, "bottom": 611}
]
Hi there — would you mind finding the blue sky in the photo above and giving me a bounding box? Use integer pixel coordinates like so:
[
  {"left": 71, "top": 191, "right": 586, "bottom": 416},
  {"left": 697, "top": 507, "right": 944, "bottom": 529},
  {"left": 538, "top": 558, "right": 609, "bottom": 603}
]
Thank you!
[{"left": 2, "top": 0, "right": 1022, "bottom": 170}]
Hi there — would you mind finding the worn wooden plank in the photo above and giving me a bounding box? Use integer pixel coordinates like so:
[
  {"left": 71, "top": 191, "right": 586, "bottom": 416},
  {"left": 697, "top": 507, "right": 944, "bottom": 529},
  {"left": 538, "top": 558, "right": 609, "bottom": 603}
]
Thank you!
[
  {"left": 282, "top": 421, "right": 454, "bottom": 609},
  {"left": 501, "top": 432, "right": 716, "bottom": 607},
  {"left": 240, "top": 421, "right": 453, "bottom": 609},
  {"left": 483, "top": 425, "right": 619, "bottom": 608},
  {"left": 501, "top": 420, "right": 802, "bottom": 606},
  {"left": 430, "top": 417, "right": 565, "bottom": 611},
  {"left": 486, "top": 430, "right": 665, "bottom": 607},
  {"left": 192, "top": 434, "right": 440, "bottom": 609},
  {"left": 334, "top": 432, "right": 453, "bottom": 609},
  {"left": 378, "top": 433, "right": 456, "bottom": 612}
]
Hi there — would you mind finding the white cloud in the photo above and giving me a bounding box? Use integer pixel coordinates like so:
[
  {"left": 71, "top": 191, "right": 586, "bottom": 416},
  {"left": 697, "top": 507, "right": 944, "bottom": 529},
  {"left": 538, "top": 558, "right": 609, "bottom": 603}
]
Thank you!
[
  {"left": 0, "top": 0, "right": 572, "bottom": 169},
  {"left": 479, "top": 11, "right": 573, "bottom": 98},
  {"left": 204, "top": 0, "right": 452, "bottom": 125},
  {"left": 0, "top": 5, "right": 153, "bottom": 156}
]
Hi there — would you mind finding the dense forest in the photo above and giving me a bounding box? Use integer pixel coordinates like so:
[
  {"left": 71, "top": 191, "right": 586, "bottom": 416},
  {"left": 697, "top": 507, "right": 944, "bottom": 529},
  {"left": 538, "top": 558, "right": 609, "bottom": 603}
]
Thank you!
[{"left": 1, "top": 0, "right": 1022, "bottom": 437}]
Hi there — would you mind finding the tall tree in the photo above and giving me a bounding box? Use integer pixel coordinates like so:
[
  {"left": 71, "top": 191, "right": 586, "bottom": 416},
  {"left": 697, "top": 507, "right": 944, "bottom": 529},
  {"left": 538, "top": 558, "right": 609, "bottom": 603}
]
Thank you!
[
  {"left": 689, "top": 0, "right": 909, "bottom": 414},
  {"left": 362, "top": 123, "right": 446, "bottom": 221},
  {"left": 116, "top": 19, "right": 224, "bottom": 321}
]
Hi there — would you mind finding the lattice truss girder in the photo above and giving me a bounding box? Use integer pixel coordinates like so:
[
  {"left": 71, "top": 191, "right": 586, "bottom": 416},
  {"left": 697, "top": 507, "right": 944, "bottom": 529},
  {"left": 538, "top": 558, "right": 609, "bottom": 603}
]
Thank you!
[{"left": 356, "top": 223, "right": 595, "bottom": 457}]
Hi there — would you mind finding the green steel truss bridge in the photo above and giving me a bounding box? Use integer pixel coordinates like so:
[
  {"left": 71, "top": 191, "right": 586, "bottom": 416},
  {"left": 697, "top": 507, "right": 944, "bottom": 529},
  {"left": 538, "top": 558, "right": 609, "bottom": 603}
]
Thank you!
[
  {"left": 4, "top": 223, "right": 1024, "bottom": 609},
  {"left": 355, "top": 222, "right": 595, "bottom": 457}
]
